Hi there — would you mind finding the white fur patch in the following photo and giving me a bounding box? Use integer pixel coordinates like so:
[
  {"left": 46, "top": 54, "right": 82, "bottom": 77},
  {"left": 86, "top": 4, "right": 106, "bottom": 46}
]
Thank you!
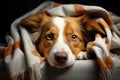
[
  {"left": 47, "top": 17, "right": 75, "bottom": 68},
  {"left": 77, "top": 51, "right": 88, "bottom": 59}
]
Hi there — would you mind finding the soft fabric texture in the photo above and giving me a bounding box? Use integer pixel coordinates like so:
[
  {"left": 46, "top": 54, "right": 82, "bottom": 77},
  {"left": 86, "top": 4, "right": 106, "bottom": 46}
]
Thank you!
[{"left": 0, "top": 1, "right": 120, "bottom": 80}]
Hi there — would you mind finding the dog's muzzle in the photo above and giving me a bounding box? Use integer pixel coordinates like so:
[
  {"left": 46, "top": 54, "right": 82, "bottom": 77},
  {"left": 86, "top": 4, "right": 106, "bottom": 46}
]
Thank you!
[{"left": 54, "top": 52, "right": 68, "bottom": 64}]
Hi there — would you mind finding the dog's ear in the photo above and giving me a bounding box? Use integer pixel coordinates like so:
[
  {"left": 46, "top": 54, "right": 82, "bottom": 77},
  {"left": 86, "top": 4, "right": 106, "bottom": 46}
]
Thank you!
[
  {"left": 20, "top": 11, "right": 50, "bottom": 42},
  {"left": 78, "top": 15, "right": 105, "bottom": 42},
  {"left": 80, "top": 15, "right": 105, "bottom": 34},
  {"left": 20, "top": 11, "right": 50, "bottom": 32}
]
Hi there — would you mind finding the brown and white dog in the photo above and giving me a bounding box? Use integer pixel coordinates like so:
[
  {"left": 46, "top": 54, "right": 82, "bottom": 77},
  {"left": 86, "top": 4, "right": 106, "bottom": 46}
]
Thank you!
[{"left": 20, "top": 11, "right": 105, "bottom": 68}]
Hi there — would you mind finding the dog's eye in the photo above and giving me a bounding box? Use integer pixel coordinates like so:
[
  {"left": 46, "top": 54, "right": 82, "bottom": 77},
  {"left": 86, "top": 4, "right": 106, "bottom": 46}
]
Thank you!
[
  {"left": 46, "top": 33, "right": 54, "bottom": 40},
  {"left": 71, "top": 35, "right": 77, "bottom": 41}
]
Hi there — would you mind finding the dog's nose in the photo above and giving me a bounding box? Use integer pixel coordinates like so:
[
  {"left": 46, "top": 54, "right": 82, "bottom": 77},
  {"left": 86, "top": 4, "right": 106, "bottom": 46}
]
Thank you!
[{"left": 55, "top": 52, "right": 68, "bottom": 64}]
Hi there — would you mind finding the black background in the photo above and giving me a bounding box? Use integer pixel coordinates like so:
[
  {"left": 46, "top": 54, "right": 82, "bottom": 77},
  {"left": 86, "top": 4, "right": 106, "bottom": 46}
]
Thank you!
[{"left": 1, "top": 0, "right": 120, "bottom": 42}]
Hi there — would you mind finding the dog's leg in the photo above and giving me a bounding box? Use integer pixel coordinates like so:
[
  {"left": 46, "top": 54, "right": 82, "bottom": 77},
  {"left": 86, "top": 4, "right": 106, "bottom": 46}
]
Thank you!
[{"left": 77, "top": 51, "right": 88, "bottom": 60}]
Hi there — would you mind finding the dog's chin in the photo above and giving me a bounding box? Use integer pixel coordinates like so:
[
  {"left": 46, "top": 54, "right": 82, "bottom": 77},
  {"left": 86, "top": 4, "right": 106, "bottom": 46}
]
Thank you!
[
  {"left": 55, "top": 64, "right": 73, "bottom": 68},
  {"left": 48, "top": 61, "right": 75, "bottom": 68}
]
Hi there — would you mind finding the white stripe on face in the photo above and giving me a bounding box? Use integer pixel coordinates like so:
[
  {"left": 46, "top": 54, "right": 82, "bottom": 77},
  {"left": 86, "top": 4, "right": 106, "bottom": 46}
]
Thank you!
[{"left": 47, "top": 17, "right": 75, "bottom": 68}]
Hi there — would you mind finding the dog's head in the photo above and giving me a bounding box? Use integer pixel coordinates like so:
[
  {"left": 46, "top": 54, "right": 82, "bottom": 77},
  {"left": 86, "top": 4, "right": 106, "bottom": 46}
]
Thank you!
[{"left": 20, "top": 12, "right": 105, "bottom": 68}]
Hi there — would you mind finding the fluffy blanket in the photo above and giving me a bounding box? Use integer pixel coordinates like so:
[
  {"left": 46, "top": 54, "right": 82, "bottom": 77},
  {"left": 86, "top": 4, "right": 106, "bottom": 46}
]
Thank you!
[{"left": 0, "top": 1, "right": 120, "bottom": 80}]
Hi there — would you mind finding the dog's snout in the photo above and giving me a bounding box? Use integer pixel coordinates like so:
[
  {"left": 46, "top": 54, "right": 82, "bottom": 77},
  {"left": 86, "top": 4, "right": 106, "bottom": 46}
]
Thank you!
[{"left": 55, "top": 52, "right": 68, "bottom": 64}]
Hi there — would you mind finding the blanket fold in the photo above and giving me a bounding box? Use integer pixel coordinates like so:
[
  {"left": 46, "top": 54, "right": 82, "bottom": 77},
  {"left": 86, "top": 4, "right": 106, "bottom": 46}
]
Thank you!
[{"left": 0, "top": 1, "right": 120, "bottom": 80}]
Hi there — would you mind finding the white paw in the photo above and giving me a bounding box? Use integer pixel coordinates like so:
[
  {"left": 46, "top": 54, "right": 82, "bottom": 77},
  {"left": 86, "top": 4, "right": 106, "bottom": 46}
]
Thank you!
[{"left": 77, "top": 51, "right": 88, "bottom": 60}]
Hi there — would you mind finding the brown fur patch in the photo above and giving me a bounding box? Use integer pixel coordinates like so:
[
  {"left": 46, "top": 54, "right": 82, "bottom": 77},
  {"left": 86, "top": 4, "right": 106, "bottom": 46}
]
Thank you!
[
  {"left": 74, "top": 4, "right": 85, "bottom": 16},
  {"left": 104, "top": 56, "right": 114, "bottom": 69},
  {"left": 53, "top": 2, "right": 62, "bottom": 7},
  {"left": 4, "top": 44, "right": 13, "bottom": 57},
  {"left": 65, "top": 17, "right": 85, "bottom": 57}
]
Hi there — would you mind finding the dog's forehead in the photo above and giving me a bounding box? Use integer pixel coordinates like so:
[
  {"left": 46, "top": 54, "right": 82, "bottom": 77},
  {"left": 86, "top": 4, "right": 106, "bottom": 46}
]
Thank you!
[
  {"left": 51, "top": 16, "right": 80, "bottom": 33},
  {"left": 52, "top": 17, "right": 66, "bottom": 32}
]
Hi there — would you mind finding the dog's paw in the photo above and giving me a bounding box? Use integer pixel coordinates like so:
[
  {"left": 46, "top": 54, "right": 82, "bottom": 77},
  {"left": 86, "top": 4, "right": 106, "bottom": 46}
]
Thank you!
[{"left": 77, "top": 51, "right": 88, "bottom": 60}]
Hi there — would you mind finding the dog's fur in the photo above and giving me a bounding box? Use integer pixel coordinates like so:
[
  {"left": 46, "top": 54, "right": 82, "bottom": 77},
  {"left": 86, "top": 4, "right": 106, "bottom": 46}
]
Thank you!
[{"left": 20, "top": 12, "right": 105, "bottom": 68}]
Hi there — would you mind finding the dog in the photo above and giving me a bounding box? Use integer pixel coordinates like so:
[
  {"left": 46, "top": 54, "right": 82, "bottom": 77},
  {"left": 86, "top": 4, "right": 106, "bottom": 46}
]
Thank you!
[{"left": 20, "top": 11, "right": 105, "bottom": 68}]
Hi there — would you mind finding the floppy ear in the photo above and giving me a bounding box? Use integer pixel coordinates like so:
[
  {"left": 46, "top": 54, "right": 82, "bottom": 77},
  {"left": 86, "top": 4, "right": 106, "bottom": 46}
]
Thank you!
[
  {"left": 79, "top": 15, "right": 105, "bottom": 42},
  {"left": 20, "top": 12, "right": 45, "bottom": 32},
  {"left": 20, "top": 11, "right": 49, "bottom": 42},
  {"left": 81, "top": 15, "right": 105, "bottom": 34}
]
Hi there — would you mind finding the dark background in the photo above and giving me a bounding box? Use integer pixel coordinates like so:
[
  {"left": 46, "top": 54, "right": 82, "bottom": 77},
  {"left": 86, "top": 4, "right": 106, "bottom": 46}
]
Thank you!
[{"left": 1, "top": 0, "right": 120, "bottom": 43}]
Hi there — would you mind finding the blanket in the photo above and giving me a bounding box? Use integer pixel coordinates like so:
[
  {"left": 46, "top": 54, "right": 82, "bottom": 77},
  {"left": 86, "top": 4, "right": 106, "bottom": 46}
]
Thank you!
[{"left": 0, "top": 1, "right": 120, "bottom": 80}]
